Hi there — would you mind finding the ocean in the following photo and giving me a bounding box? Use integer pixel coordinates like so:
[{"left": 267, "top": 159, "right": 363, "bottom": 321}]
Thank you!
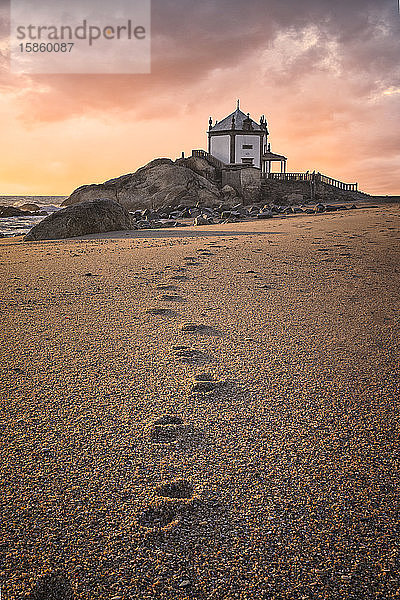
[{"left": 0, "top": 196, "right": 65, "bottom": 237}]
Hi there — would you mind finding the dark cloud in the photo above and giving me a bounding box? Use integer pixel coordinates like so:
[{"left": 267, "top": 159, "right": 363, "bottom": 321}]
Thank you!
[
  {"left": 0, "top": 0, "right": 399, "bottom": 122},
  {"left": 1, "top": 0, "right": 398, "bottom": 194}
]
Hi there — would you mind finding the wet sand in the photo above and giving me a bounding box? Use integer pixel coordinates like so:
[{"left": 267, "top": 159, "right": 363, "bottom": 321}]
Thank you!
[{"left": 0, "top": 205, "right": 399, "bottom": 599}]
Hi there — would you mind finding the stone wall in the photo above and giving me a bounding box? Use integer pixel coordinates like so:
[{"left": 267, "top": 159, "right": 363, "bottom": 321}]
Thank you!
[
  {"left": 261, "top": 179, "right": 368, "bottom": 205},
  {"left": 221, "top": 169, "right": 242, "bottom": 194},
  {"left": 222, "top": 167, "right": 262, "bottom": 203},
  {"left": 240, "top": 168, "right": 262, "bottom": 203}
]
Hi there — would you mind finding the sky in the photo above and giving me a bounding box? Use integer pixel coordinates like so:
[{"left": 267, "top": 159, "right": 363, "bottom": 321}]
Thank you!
[{"left": 0, "top": 0, "right": 399, "bottom": 196}]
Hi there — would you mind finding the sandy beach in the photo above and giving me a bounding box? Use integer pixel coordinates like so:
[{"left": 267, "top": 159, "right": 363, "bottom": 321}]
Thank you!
[{"left": 0, "top": 205, "right": 399, "bottom": 599}]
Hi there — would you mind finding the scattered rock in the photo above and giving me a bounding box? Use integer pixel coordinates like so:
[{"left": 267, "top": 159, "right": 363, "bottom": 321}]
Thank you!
[
  {"left": 194, "top": 215, "right": 209, "bottom": 226},
  {"left": 163, "top": 220, "right": 181, "bottom": 228}
]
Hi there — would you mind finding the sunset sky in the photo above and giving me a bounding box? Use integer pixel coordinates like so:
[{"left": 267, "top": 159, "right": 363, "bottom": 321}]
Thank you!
[{"left": 0, "top": 0, "right": 399, "bottom": 196}]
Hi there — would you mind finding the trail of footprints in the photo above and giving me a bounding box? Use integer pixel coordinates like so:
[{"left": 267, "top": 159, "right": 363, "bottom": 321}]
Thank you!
[
  {"left": 139, "top": 245, "right": 228, "bottom": 531},
  {"left": 139, "top": 241, "right": 263, "bottom": 530}
]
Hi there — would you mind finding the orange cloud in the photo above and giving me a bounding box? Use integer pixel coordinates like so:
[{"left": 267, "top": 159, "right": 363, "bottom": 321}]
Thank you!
[{"left": 0, "top": 0, "right": 399, "bottom": 195}]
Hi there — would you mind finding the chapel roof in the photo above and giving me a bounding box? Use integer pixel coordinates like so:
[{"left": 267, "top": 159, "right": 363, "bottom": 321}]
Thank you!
[
  {"left": 262, "top": 151, "right": 287, "bottom": 161},
  {"left": 211, "top": 105, "right": 262, "bottom": 132}
]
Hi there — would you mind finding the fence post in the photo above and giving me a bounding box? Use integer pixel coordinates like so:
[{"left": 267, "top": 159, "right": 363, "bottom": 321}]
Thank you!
[{"left": 310, "top": 175, "right": 316, "bottom": 202}]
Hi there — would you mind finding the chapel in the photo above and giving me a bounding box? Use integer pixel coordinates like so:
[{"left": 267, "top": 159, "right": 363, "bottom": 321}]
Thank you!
[{"left": 208, "top": 100, "right": 287, "bottom": 174}]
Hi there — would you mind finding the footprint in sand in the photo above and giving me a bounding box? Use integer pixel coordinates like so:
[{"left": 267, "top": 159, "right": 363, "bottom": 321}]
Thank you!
[
  {"left": 160, "top": 294, "right": 185, "bottom": 302},
  {"left": 180, "top": 323, "right": 207, "bottom": 333},
  {"left": 180, "top": 323, "right": 220, "bottom": 336},
  {"left": 145, "top": 308, "right": 178, "bottom": 317},
  {"left": 136, "top": 478, "right": 199, "bottom": 531},
  {"left": 149, "top": 415, "right": 186, "bottom": 444},
  {"left": 155, "top": 479, "right": 195, "bottom": 500},
  {"left": 171, "top": 275, "right": 189, "bottom": 281},
  {"left": 137, "top": 503, "right": 181, "bottom": 530},
  {"left": 191, "top": 380, "right": 218, "bottom": 394},
  {"left": 156, "top": 284, "right": 179, "bottom": 291},
  {"left": 190, "top": 373, "right": 227, "bottom": 396},
  {"left": 172, "top": 345, "right": 207, "bottom": 363},
  {"left": 27, "top": 572, "right": 74, "bottom": 600}
]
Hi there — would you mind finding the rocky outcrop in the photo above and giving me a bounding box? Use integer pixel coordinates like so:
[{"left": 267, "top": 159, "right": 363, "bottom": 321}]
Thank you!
[
  {"left": 175, "top": 155, "right": 217, "bottom": 181},
  {"left": 62, "top": 158, "right": 223, "bottom": 211},
  {"left": 0, "top": 204, "right": 44, "bottom": 217},
  {"left": 24, "top": 198, "right": 133, "bottom": 241},
  {"left": 285, "top": 193, "right": 303, "bottom": 203},
  {"left": 261, "top": 178, "right": 368, "bottom": 205},
  {"left": 19, "top": 203, "right": 41, "bottom": 212},
  {"left": 0, "top": 206, "right": 26, "bottom": 218},
  {"left": 221, "top": 184, "right": 242, "bottom": 203}
]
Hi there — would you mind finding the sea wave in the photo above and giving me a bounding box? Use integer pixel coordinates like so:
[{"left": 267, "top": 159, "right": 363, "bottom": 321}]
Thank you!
[{"left": 0, "top": 196, "right": 65, "bottom": 237}]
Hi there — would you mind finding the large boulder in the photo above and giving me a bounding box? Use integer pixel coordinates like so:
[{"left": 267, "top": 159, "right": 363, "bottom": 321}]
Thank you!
[
  {"left": 62, "top": 158, "right": 222, "bottom": 210},
  {"left": 0, "top": 205, "right": 25, "bottom": 218},
  {"left": 19, "top": 203, "right": 41, "bottom": 212},
  {"left": 24, "top": 198, "right": 133, "bottom": 241}
]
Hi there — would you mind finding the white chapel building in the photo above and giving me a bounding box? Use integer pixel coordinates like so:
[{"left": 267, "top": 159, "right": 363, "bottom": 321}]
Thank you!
[{"left": 207, "top": 101, "right": 287, "bottom": 175}]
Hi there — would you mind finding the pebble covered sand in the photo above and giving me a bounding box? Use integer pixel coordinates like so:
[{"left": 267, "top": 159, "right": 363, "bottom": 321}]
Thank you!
[{"left": 0, "top": 205, "right": 399, "bottom": 599}]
